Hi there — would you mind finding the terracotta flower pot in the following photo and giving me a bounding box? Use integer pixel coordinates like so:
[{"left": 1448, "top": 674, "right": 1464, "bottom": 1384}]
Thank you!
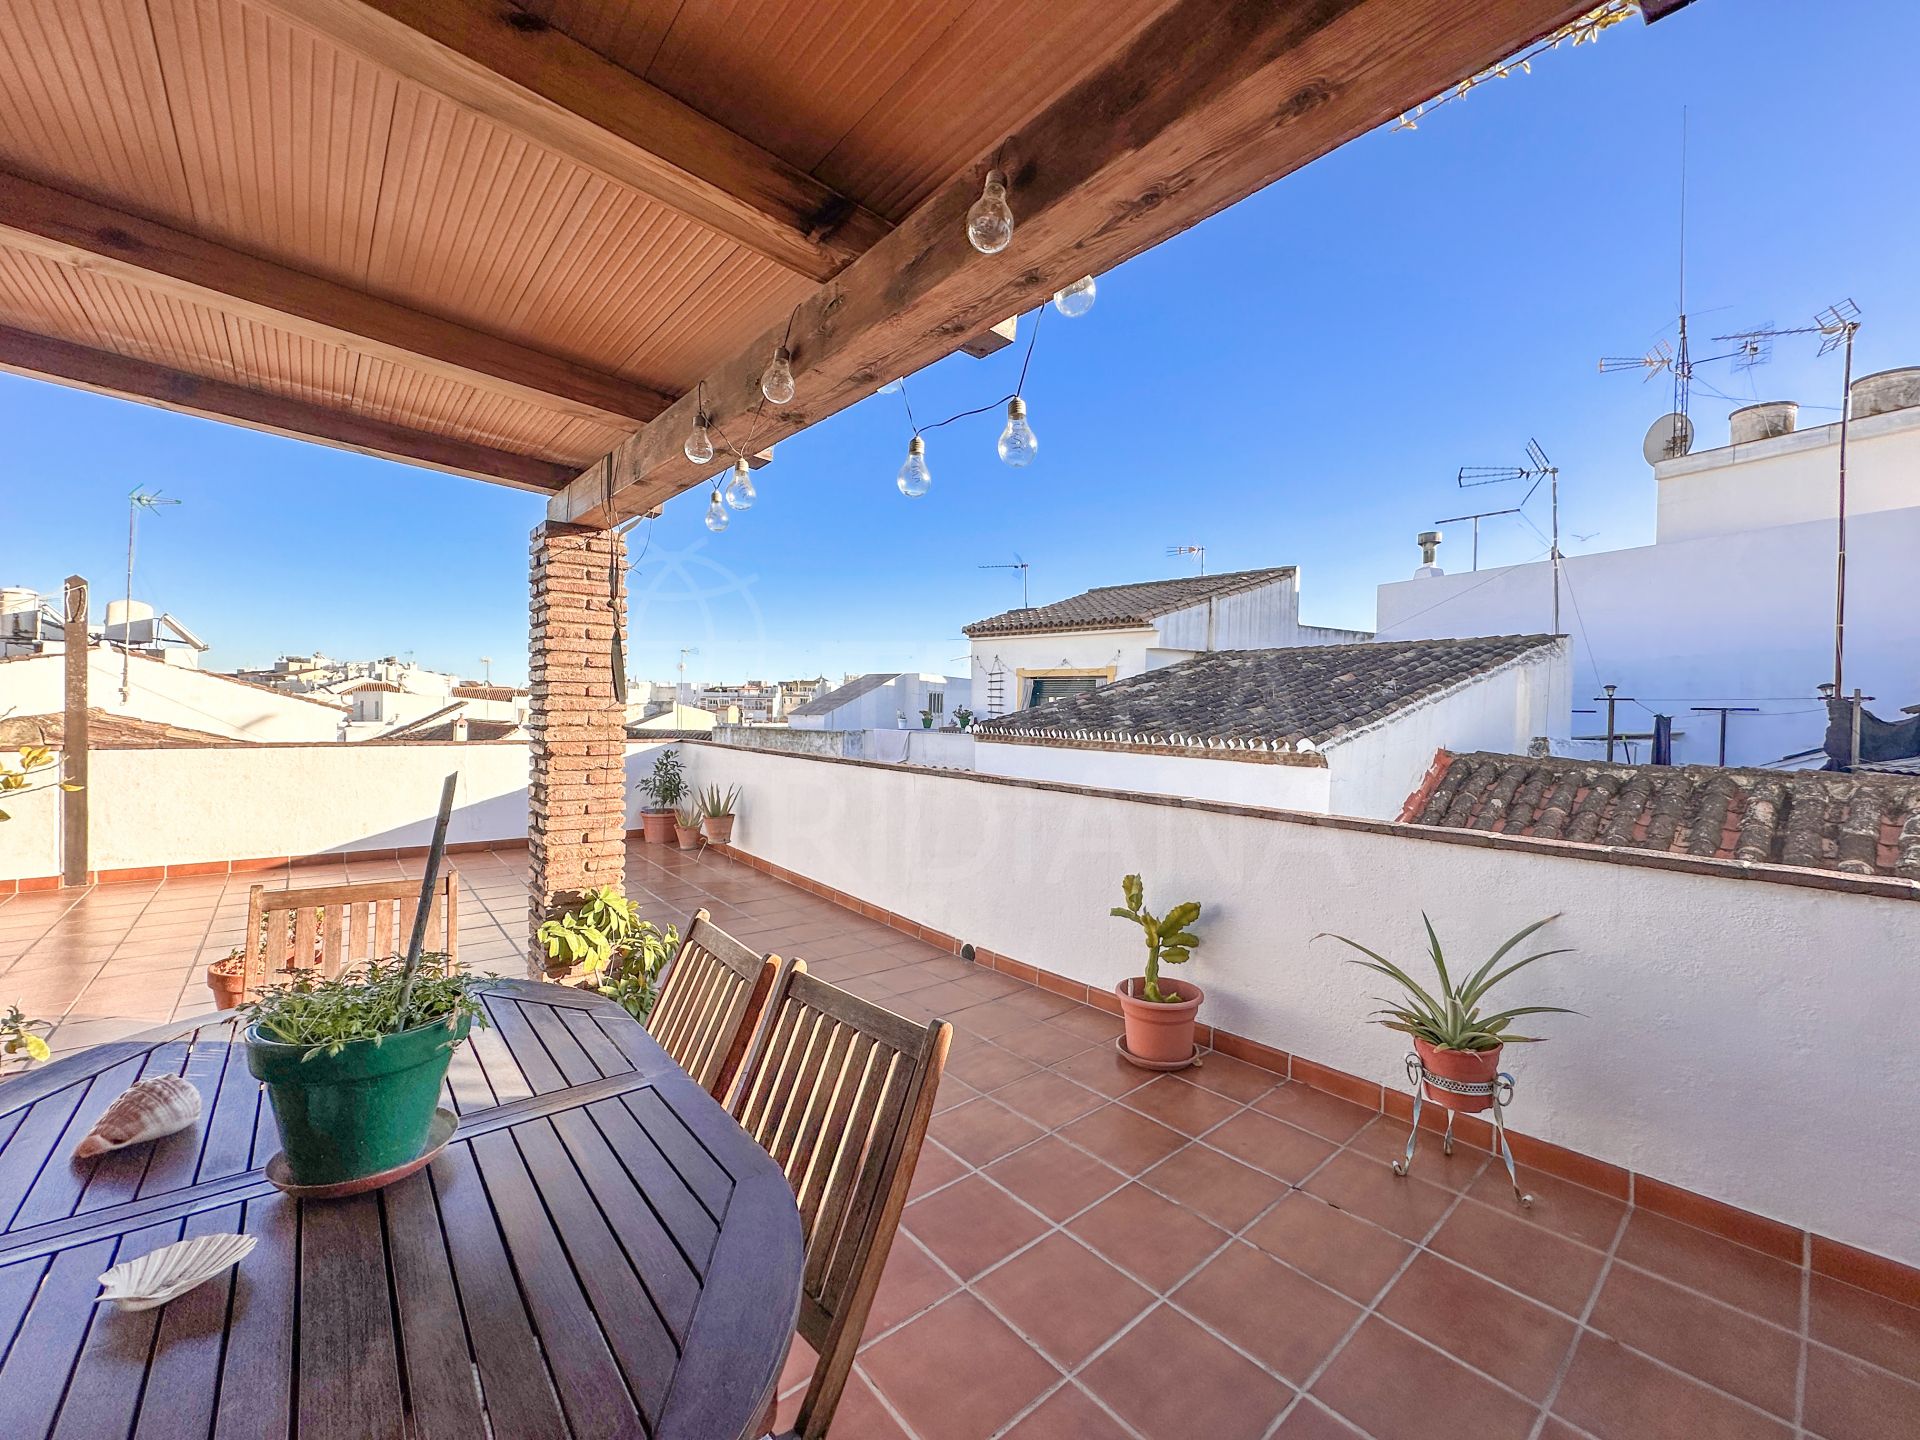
[
  {"left": 640, "top": 809, "right": 675, "bottom": 844},
  {"left": 1413, "top": 1036, "right": 1503, "bottom": 1113},
  {"left": 674, "top": 822, "right": 701, "bottom": 851},
  {"left": 1114, "top": 976, "right": 1203, "bottom": 1068},
  {"left": 207, "top": 959, "right": 247, "bottom": 1011},
  {"left": 702, "top": 814, "right": 735, "bottom": 844}
]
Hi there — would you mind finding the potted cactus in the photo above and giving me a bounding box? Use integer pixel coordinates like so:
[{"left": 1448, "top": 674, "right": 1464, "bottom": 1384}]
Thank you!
[
  {"left": 673, "top": 802, "right": 702, "bottom": 850},
  {"left": 639, "top": 748, "right": 687, "bottom": 843},
  {"left": 1109, "top": 874, "right": 1204, "bottom": 1069},
  {"left": 698, "top": 783, "right": 740, "bottom": 844}
]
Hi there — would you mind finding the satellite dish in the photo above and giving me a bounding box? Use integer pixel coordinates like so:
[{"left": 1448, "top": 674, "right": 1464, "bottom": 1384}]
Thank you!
[{"left": 1643, "top": 412, "right": 1694, "bottom": 464}]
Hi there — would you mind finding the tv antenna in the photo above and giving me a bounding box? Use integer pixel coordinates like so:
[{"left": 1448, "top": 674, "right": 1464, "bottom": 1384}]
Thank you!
[
  {"left": 979, "top": 555, "right": 1030, "bottom": 608},
  {"left": 1165, "top": 544, "right": 1207, "bottom": 575},
  {"left": 1714, "top": 299, "right": 1863, "bottom": 692},
  {"left": 120, "top": 489, "right": 181, "bottom": 702},
  {"left": 1444, "top": 440, "right": 1561, "bottom": 630},
  {"left": 479, "top": 656, "right": 493, "bottom": 686}
]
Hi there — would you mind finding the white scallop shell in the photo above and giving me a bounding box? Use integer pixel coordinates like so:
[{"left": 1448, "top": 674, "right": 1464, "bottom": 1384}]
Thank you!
[
  {"left": 95, "top": 1232, "right": 257, "bottom": 1311},
  {"left": 73, "top": 1074, "right": 202, "bottom": 1160}
]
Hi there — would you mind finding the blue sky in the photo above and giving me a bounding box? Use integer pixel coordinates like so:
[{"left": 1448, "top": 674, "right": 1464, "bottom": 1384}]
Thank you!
[{"left": 8, "top": 0, "right": 1918, "bottom": 687}]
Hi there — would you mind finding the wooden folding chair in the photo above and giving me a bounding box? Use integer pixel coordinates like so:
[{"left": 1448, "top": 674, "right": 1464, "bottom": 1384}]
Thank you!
[
  {"left": 241, "top": 871, "right": 459, "bottom": 1001},
  {"left": 646, "top": 908, "right": 779, "bottom": 1102},
  {"left": 731, "top": 959, "right": 952, "bottom": 1440}
]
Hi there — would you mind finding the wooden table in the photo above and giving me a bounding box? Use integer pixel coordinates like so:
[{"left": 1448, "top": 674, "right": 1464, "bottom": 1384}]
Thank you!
[{"left": 0, "top": 980, "right": 804, "bottom": 1440}]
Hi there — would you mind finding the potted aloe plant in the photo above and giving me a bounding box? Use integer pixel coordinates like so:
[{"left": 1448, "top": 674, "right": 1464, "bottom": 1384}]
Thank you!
[
  {"left": 698, "top": 783, "right": 740, "bottom": 844},
  {"left": 640, "top": 748, "right": 687, "bottom": 844},
  {"left": 1318, "top": 915, "right": 1575, "bottom": 1112},
  {"left": 673, "top": 802, "right": 702, "bottom": 850},
  {"left": 1110, "top": 874, "right": 1204, "bottom": 1068}
]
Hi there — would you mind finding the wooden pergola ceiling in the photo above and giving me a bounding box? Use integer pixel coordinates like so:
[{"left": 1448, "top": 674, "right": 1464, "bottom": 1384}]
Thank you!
[{"left": 0, "top": 0, "right": 1633, "bottom": 505}]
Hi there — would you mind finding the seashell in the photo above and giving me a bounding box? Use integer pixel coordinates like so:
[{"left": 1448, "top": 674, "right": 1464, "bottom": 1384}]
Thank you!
[
  {"left": 95, "top": 1233, "right": 257, "bottom": 1311},
  {"left": 73, "top": 1074, "right": 202, "bottom": 1160}
]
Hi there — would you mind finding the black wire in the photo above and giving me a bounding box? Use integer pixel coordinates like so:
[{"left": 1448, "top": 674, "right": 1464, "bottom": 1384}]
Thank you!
[{"left": 897, "top": 302, "right": 1047, "bottom": 438}]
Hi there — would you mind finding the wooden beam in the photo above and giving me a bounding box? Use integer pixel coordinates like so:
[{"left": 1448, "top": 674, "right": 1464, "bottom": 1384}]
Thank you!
[
  {"left": 959, "top": 317, "right": 1019, "bottom": 359},
  {"left": 552, "top": 0, "right": 1595, "bottom": 527},
  {"left": 0, "top": 171, "right": 668, "bottom": 430},
  {"left": 251, "top": 0, "right": 891, "bottom": 282},
  {"left": 0, "top": 327, "right": 573, "bottom": 492}
]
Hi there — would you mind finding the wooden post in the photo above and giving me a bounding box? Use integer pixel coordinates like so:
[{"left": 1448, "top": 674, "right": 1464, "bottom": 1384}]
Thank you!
[{"left": 60, "top": 575, "right": 88, "bottom": 887}]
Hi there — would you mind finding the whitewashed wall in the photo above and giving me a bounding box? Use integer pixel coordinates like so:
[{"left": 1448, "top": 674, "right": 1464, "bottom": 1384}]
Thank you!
[
  {"left": 683, "top": 742, "right": 1920, "bottom": 1268},
  {"left": 0, "top": 648, "right": 346, "bottom": 742},
  {"left": 976, "top": 741, "right": 1331, "bottom": 810}
]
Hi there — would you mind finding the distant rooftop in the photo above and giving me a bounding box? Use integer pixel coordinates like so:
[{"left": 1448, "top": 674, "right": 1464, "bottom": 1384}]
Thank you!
[
  {"left": 963, "top": 567, "right": 1295, "bottom": 638},
  {"left": 0, "top": 709, "right": 238, "bottom": 749},
  {"left": 1403, "top": 749, "right": 1920, "bottom": 879},
  {"left": 976, "top": 635, "right": 1557, "bottom": 754},
  {"left": 786, "top": 672, "right": 901, "bottom": 719}
]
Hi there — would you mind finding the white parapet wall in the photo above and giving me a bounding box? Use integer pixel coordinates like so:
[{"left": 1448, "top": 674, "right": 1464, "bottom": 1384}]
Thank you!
[{"left": 680, "top": 741, "right": 1920, "bottom": 1270}]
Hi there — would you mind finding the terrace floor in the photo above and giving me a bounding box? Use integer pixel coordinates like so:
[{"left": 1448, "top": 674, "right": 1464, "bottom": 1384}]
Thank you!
[{"left": 2, "top": 844, "right": 1914, "bottom": 1440}]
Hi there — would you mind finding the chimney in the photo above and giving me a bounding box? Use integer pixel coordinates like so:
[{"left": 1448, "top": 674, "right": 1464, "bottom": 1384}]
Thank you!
[
  {"left": 1414, "top": 530, "right": 1444, "bottom": 579},
  {"left": 1728, "top": 401, "right": 1797, "bottom": 444},
  {"left": 1849, "top": 367, "right": 1920, "bottom": 420},
  {"left": 452, "top": 715, "right": 469, "bottom": 742}
]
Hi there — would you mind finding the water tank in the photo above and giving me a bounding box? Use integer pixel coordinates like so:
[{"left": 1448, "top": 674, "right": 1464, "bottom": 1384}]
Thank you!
[
  {"left": 1850, "top": 367, "right": 1920, "bottom": 419},
  {"left": 1728, "top": 401, "right": 1797, "bottom": 444},
  {"left": 104, "top": 598, "right": 158, "bottom": 644},
  {"left": 0, "top": 588, "right": 39, "bottom": 643}
]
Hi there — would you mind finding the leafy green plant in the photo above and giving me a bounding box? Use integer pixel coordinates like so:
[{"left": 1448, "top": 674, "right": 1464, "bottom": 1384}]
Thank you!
[
  {"left": 1109, "top": 874, "right": 1202, "bottom": 1003},
  {"left": 952, "top": 707, "right": 975, "bottom": 731},
  {"left": 600, "top": 918, "right": 681, "bottom": 1020},
  {"left": 246, "top": 955, "right": 488, "bottom": 1059},
  {"left": 1, "top": 1005, "right": 52, "bottom": 1068},
  {"left": 697, "top": 783, "right": 740, "bottom": 820},
  {"left": 537, "top": 885, "right": 641, "bottom": 976},
  {"left": 0, "top": 743, "right": 79, "bottom": 823},
  {"left": 1317, "top": 915, "right": 1576, "bottom": 1052},
  {"left": 642, "top": 748, "right": 689, "bottom": 811},
  {"left": 675, "top": 802, "right": 701, "bottom": 830},
  {"left": 919, "top": 706, "right": 936, "bottom": 728}
]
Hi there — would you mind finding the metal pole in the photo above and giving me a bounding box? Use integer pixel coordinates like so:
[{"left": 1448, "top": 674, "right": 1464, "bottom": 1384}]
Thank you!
[
  {"left": 1550, "top": 466, "right": 1561, "bottom": 636},
  {"left": 121, "top": 499, "right": 136, "bottom": 703},
  {"left": 1603, "top": 684, "right": 1618, "bottom": 763},
  {"left": 1849, "top": 689, "right": 1864, "bottom": 772},
  {"left": 1833, "top": 328, "right": 1855, "bottom": 694}
]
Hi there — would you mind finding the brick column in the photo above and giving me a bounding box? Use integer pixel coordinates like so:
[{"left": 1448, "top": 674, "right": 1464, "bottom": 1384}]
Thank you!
[{"left": 527, "top": 521, "right": 627, "bottom": 975}]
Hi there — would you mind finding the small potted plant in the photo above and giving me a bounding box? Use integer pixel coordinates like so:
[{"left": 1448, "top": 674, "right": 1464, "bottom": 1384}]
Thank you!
[
  {"left": 244, "top": 954, "right": 486, "bottom": 1189},
  {"left": 919, "top": 705, "right": 937, "bottom": 729},
  {"left": 640, "top": 748, "right": 687, "bottom": 843},
  {"left": 207, "top": 947, "right": 248, "bottom": 1010},
  {"left": 1109, "top": 874, "right": 1204, "bottom": 1068},
  {"left": 1, "top": 1005, "right": 51, "bottom": 1073},
  {"left": 537, "top": 885, "right": 641, "bottom": 979},
  {"left": 698, "top": 783, "right": 740, "bottom": 844},
  {"left": 952, "top": 707, "right": 975, "bottom": 731},
  {"left": 673, "top": 802, "right": 702, "bottom": 851},
  {"left": 1318, "top": 915, "right": 1575, "bottom": 1111}
]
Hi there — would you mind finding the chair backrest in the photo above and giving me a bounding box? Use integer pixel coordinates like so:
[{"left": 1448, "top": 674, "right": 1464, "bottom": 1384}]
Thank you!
[
  {"left": 730, "top": 960, "right": 951, "bottom": 1440},
  {"left": 645, "top": 908, "right": 778, "bottom": 1102},
  {"left": 241, "top": 872, "right": 459, "bottom": 998}
]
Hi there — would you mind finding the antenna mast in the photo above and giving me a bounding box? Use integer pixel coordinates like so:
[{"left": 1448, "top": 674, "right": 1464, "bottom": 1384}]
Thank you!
[
  {"left": 1448, "top": 441, "right": 1560, "bottom": 630},
  {"left": 121, "top": 489, "right": 181, "bottom": 702},
  {"left": 978, "top": 556, "right": 1030, "bottom": 608},
  {"left": 1165, "top": 544, "right": 1207, "bottom": 575}
]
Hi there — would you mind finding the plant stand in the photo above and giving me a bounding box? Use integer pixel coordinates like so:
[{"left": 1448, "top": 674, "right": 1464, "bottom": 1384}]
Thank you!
[{"left": 1391, "top": 1051, "right": 1532, "bottom": 1205}]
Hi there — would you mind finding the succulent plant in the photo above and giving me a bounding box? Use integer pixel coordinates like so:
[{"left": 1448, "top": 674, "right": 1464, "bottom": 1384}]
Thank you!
[{"left": 1110, "top": 874, "right": 1202, "bottom": 1003}]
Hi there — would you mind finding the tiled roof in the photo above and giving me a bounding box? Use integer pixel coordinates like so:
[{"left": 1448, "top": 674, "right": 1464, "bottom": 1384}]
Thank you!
[
  {"left": 963, "top": 567, "right": 1295, "bottom": 638},
  {"left": 0, "top": 709, "right": 240, "bottom": 748},
  {"left": 390, "top": 718, "right": 524, "bottom": 742},
  {"left": 1401, "top": 749, "right": 1920, "bottom": 879},
  {"left": 786, "top": 672, "right": 899, "bottom": 719},
  {"left": 975, "top": 635, "right": 1558, "bottom": 753},
  {"left": 450, "top": 683, "right": 527, "bottom": 701}
]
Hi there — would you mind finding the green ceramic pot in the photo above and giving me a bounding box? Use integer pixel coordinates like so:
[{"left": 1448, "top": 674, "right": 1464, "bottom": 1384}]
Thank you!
[{"left": 246, "top": 1014, "right": 469, "bottom": 1186}]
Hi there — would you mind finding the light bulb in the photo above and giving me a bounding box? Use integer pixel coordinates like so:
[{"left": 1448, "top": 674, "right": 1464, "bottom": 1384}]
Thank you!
[
  {"left": 966, "top": 169, "right": 1014, "bottom": 254},
  {"left": 683, "top": 415, "right": 714, "bottom": 464},
  {"left": 724, "top": 458, "right": 757, "bottom": 510},
  {"left": 760, "top": 345, "right": 795, "bottom": 404},
  {"left": 1052, "top": 274, "right": 1096, "bottom": 318},
  {"left": 896, "top": 436, "right": 931, "bottom": 498},
  {"left": 878, "top": 378, "right": 903, "bottom": 395},
  {"left": 997, "top": 397, "right": 1037, "bottom": 468},
  {"left": 704, "top": 488, "right": 729, "bottom": 533}
]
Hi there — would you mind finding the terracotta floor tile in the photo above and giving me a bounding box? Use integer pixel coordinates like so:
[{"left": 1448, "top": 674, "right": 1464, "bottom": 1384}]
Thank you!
[
  {"left": 908, "top": 1140, "right": 970, "bottom": 1200},
  {"left": 1303, "top": 1151, "right": 1459, "bottom": 1241},
  {"left": 1058, "top": 1104, "right": 1189, "bottom": 1175},
  {"left": 1346, "top": 1116, "right": 1490, "bottom": 1193},
  {"left": 1551, "top": 1333, "right": 1791, "bottom": 1440},
  {"left": 1000, "top": 1384, "right": 1133, "bottom": 1440},
  {"left": 1272, "top": 1399, "right": 1368, "bottom": 1438},
  {"left": 1120, "top": 1074, "right": 1243, "bottom": 1136},
  {"left": 905, "top": 1174, "right": 1049, "bottom": 1280},
  {"left": 1070, "top": 1183, "right": 1230, "bottom": 1291},
  {"left": 1140, "top": 1142, "right": 1287, "bottom": 1232},
  {"left": 986, "top": 1136, "right": 1126, "bottom": 1223},
  {"left": 974, "top": 1233, "right": 1155, "bottom": 1366},
  {"left": 1428, "top": 1197, "right": 1606, "bottom": 1316},
  {"left": 929, "top": 1074, "right": 981, "bottom": 1116},
  {"left": 1205, "top": 1110, "right": 1339, "bottom": 1182},
  {"left": 991, "top": 1070, "right": 1107, "bottom": 1130},
  {"left": 1048, "top": 1006, "right": 1126, "bottom": 1043},
  {"left": 1246, "top": 1192, "right": 1414, "bottom": 1303},
  {"left": 819, "top": 1371, "right": 910, "bottom": 1440},
  {"left": 1808, "top": 1274, "right": 1920, "bottom": 1383},
  {"left": 1174, "top": 1240, "right": 1361, "bottom": 1383},
  {"left": 1080, "top": 1304, "right": 1292, "bottom": 1440},
  {"left": 929, "top": 1096, "right": 1046, "bottom": 1167},
  {"left": 1377, "top": 1251, "right": 1577, "bottom": 1400},
  {"left": 1256, "top": 1083, "right": 1376, "bottom": 1142},
  {"left": 1803, "top": 1341, "right": 1920, "bottom": 1440},
  {"left": 1613, "top": 1211, "right": 1803, "bottom": 1328},
  {"left": 949, "top": 992, "right": 1050, "bottom": 1039},
  {"left": 1466, "top": 1163, "right": 1627, "bottom": 1248},
  {"left": 943, "top": 1038, "right": 1043, "bottom": 1093},
  {"left": 1183, "top": 1051, "right": 1282, "bottom": 1103},
  {"left": 1589, "top": 1264, "right": 1798, "bottom": 1418},
  {"left": 863, "top": 1234, "right": 960, "bottom": 1337},
  {"left": 860, "top": 1294, "right": 1060, "bottom": 1440},
  {"left": 1050, "top": 1043, "right": 1153, "bottom": 1098},
  {"left": 995, "top": 1019, "right": 1101, "bottom": 1066},
  {"left": 1311, "top": 1316, "right": 1537, "bottom": 1440}
]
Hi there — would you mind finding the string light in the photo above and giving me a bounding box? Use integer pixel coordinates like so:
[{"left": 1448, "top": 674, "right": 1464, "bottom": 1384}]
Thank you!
[
  {"left": 966, "top": 169, "right": 1014, "bottom": 254},
  {"left": 888, "top": 298, "right": 1053, "bottom": 497},
  {"left": 878, "top": 378, "right": 903, "bottom": 394},
  {"left": 724, "top": 458, "right": 757, "bottom": 510},
  {"left": 1052, "top": 275, "right": 1096, "bottom": 317},
  {"left": 997, "top": 397, "right": 1037, "bottom": 467},
  {"left": 896, "top": 436, "right": 931, "bottom": 497},
  {"left": 760, "top": 345, "right": 795, "bottom": 404},
  {"left": 684, "top": 414, "right": 714, "bottom": 464},
  {"left": 703, "top": 487, "right": 729, "bottom": 532}
]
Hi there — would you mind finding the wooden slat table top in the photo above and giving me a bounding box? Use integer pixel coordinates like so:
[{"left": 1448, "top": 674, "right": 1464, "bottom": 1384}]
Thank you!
[{"left": 0, "top": 980, "right": 803, "bottom": 1440}]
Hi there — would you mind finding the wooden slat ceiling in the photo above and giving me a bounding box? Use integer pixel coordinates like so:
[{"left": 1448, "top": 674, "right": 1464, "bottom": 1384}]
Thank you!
[{"left": 0, "top": 0, "right": 1176, "bottom": 488}]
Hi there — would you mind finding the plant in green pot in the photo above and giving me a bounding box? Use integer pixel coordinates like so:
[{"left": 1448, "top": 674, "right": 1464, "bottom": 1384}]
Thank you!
[
  {"left": 1109, "top": 874, "right": 1204, "bottom": 1069},
  {"left": 244, "top": 955, "right": 487, "bottom": 1191},
  {"left": 640, "top": 748, "right": 687, "bottom": 843},
  {"left": 698, "top": 783, "right": 740, "bottom": 844}
]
